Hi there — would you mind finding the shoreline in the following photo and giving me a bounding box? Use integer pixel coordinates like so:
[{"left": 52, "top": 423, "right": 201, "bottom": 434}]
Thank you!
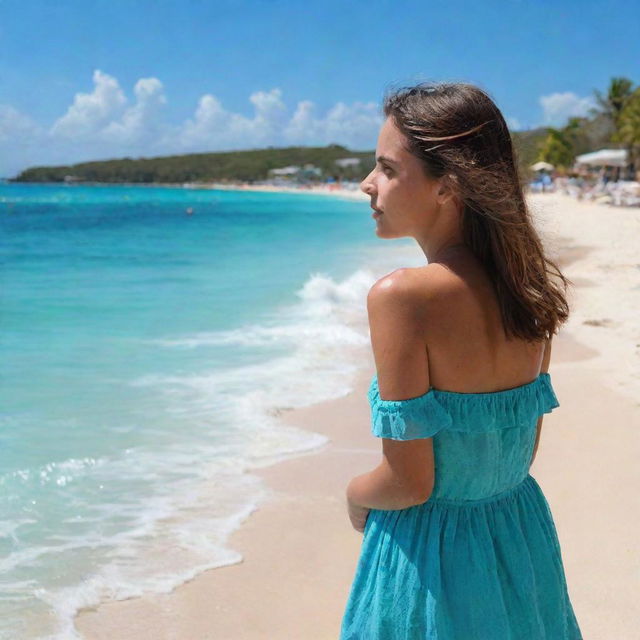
[
  {"left": 198, "top": 182, "right": 370, "bottom": 201},
  {"left": 4, "top": 179, "right": 370, "bottom": 202},
  {"left": 74, "top": 192, "right": 639, "bottom": 639}
]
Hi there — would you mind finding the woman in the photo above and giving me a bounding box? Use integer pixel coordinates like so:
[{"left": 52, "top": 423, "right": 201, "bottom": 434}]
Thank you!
[{"left": 340, "top": 82, "right": 583, "bottom": 639}]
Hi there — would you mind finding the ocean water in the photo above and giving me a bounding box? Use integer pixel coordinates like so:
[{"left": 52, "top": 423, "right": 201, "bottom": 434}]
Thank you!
[{"left": 0, "top": 183, "right": 419, "bottom": 639}]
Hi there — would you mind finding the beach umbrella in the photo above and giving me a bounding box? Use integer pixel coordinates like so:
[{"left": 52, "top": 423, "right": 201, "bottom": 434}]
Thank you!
[
  {"left": 574, "top": 149, "right": 628, "bottom": 167},
  {"left": 531, "top": 161, "right": 554, "bottom": 171}
]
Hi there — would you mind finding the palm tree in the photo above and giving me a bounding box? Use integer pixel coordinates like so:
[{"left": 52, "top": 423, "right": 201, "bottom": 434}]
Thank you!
[
  {"left": 588, "top": 77, "right": 635, "bottom": 132},
  {"left": 615, "top": 87, "right": 640, "bottom": 175}
]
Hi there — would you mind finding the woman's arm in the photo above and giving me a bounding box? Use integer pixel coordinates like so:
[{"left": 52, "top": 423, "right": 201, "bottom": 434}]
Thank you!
[
  {"left": 347, "top": 268, "right": 436, "bottom": 512},
  {"left": 347, "top": 456, "right": 432, "bottom": 510}
]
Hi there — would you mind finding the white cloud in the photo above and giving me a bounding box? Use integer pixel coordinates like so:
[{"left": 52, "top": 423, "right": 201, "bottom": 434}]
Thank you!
[
  {"left": 181, "top": 94, "right": 228, "bottom": 141},
  {"left": 0, "top": 106, "right": 47, "bottom": 177},
  {"left": 539, "top": 92, "right": 595, "bottom": 128},
  {"left": 50, "top": 69, "right": 127, "bottom": 139},
  {"left": 1, "top": 71, "right": 384, "bottom": 177},
  {"left": 0, "top": 105, "right": 43, "bottom": 143},
  {"left": 284, "top": 100, "right": 322, "bottom": 142},
  {"left": 178, "top": 88, "right": 291, "bottom": 151},
  {"left": 283, "top": 99, "right": 382, "bottom": 150},
  {"left": 248, "top": 88, "right": 289, "bottom": 139},
  {"left": 322, "top": 101, "right": 381, "bottom": 149},
  {"left": 102, "top": 77, "right": 168, "bottom": 148}
]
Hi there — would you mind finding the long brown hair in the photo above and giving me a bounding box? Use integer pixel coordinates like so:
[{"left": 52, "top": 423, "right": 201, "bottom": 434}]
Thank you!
[{"left": 383, "top": 81, "right": 572, "bottom": 342}]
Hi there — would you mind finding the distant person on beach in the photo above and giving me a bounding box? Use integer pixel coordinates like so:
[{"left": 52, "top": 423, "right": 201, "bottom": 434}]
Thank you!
[{"left": 340, "top": 82, "right": 582, "bottom": 639}]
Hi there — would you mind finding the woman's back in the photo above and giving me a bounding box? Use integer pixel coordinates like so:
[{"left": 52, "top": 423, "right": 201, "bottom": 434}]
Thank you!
[
  {"left": 366, "top": 252, "right": 556, "bottom": 502},
  {"left": 412, "top": 249, "right": 546, "bottom": 395}
]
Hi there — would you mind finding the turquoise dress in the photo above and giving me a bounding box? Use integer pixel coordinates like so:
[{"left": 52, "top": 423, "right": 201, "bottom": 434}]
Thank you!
[{"left": 340, "top": 372, "right": 582, "bottom": 639}]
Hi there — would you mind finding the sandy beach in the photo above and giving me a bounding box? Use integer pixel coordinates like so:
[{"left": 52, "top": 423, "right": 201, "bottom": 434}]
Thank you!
[
  {"left": 75, "top": 192, "right": 640, "bottom": 640},
  {"left": 189, "top": 181, "right": 371, "bottom": 202}
]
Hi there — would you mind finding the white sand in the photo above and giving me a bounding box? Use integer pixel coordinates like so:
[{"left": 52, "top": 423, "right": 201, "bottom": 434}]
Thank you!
[
  {"left": 528, "top": 193, "right": 640, "bottom": 403},
  {"left": 196, "top": 181, "right": 370, "bottom": 202}
]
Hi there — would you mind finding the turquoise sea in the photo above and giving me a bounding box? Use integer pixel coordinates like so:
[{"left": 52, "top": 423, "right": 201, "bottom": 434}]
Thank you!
[{"left": 0, "top": 182, "right": 418, "bottom": 639}]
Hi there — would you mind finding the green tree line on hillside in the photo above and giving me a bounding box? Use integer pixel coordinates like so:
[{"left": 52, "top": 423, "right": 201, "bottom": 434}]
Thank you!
[{"left": 12, "top": 145, "right": 376, "bottom": 184}]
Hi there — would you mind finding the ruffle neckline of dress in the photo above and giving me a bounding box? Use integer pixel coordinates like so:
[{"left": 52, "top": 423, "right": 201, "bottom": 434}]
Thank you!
[{"left": 367, "top": 372, "right": 560, "bottom": 436}]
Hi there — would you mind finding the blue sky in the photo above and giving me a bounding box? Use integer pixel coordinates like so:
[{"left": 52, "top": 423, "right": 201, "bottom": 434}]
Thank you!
[{"left": 1, "top": 0, "right": 639, "bottom": 177}]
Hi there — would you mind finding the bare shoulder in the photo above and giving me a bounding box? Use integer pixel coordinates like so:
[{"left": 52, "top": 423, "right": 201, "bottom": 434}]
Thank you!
[
  {"left": 366, "top": 266, "right": 465, "bottom": 351},
  {"left": 367, "top": 265, "right": 462, "bottom": 311},
  {"left": 366, "top": 266, "right": 460, "bottom": 399}
]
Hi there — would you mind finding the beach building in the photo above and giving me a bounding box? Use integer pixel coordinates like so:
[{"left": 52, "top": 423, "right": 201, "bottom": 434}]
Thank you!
[
  {"left": 268, "top": 165, "right": 301, "bottom": 178},
  {"left": 334, "top": 157, "right": 362, "bottom": 168},
  {"left": 268, "top": 164, "right": 322, "bottom": 184}
]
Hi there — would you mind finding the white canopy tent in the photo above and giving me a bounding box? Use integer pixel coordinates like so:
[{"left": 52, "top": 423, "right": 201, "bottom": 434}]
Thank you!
[
  {"left": 574, "top": 149, "right": 628, "bottom": 167},
  {"left": 531, "top": 161, "right": 554, "bottom": 171}
]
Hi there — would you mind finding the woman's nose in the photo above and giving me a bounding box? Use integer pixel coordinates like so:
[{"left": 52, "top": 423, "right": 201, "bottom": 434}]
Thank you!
[{"left": 360, "top": 176, "right": 375, "bottom": 195}]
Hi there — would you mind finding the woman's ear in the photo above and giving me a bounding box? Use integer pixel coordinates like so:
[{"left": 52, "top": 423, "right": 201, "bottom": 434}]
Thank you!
[{"left": 436, "top": 174, "right": 459, "bottom": 206}]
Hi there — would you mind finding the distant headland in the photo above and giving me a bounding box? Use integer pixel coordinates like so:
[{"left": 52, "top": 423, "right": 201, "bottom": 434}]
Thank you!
[{"left": 9, "top": 131, "right": 549, "bottom": 185}]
